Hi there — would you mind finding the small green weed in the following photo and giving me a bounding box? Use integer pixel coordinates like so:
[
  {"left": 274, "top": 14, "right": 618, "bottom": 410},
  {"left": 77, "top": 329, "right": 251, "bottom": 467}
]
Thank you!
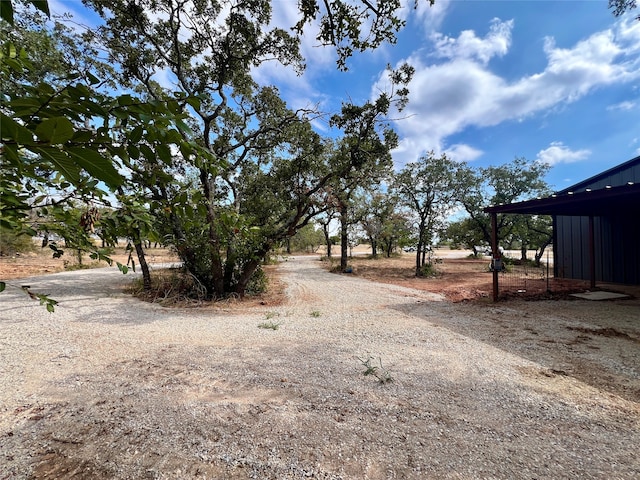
[
  {"left": 358, "top": 356, "right": 393, "bottom": 384},
  {"left": 258, "top": 320, "right": 281, "bottom": 330},
  {"left": 310, "top": 310, "right": 321, "bottom": 317}
]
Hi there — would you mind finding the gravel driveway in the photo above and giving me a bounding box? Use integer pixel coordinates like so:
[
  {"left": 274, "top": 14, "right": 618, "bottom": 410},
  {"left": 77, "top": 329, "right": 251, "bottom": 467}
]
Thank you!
[{"left": 1, "top": 255, "right": 639, "bottom": 479}]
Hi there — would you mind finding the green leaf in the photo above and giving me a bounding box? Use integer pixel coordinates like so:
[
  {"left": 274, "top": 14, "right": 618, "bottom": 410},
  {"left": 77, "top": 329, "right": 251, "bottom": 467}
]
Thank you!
[
  {"left": 0, "top": 282, "right": 5, "bottom": 293},
  {"left": 67, "top": 147, "right": 123, "bottom": 188},
  {"left": 7, "top": 42, "right": 17, "bottom": 59},
  {"left": 46, "top": 303, "right": 55, "bottom": 313},
  {"left": 86, "top": 72, "right": 100, "bottom": 85},
  {"left": 129, "top": 126, "right": 144, "bottom": 144},
  {"left": 35, "top": 117, "right": 75, "bottom": 144},
  {"left": 174, "top": 118, "right": 193, "bottom": 135},
  {"left": 156, "top": 143, "right": 172, "bottom": 163},
  {"left": 35, "top": 147, "right": 81, "bottom": 185},
  {"left": 0, "top": 112, "right": 35, "bottom": 144},
  {"left": 139, "top": 144, "right": 155, "bottom": 161},
  {"left": 29, "top": 0, "right": 50, "bottom": 17},
  {"left": 0, "top": 1, "right": 14, "bottom": 25},
  {"left": 127, "top": 144, "right": 140, "bottom": 160},
  {"left": 186, "top": 96, "right": 201, "bottom": 111},
  {"left": 117, "top": 262, "right": 129, "bottom": 274}
]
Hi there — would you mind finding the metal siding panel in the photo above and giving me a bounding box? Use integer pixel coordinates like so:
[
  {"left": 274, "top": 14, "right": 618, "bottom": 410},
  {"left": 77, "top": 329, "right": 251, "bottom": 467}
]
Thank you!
[
  {"left": 582, "top": 164, "right": 640, "bottom": 190},
  {"left": 620, "top": 216, "right": 640, "bottom": 284},
  {"left": 581, "top": 216, "right": 591, "bottom": 281},
  {"left": 594, "top": 216, "right": 603, "bottom": 282},
  {"left": 612, "top": 219, "right": 625, "bottom": 283},
  {"left": 596, "top": 216, "right": 614, "bottom": 282},
  {"left": 555, "top": 216, "right": 572, "bottom": 278}
]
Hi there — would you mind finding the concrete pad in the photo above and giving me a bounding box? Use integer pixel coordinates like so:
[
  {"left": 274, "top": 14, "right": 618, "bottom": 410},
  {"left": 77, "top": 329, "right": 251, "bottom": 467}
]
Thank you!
[{"left": 570, "top": 291, "right": 629, "bottom": 301}]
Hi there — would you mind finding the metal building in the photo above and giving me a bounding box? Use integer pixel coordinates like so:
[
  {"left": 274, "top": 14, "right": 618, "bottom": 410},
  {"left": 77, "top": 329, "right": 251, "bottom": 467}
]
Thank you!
[{"left": 485, "top": 155, "right": 640, "bottom": 299}]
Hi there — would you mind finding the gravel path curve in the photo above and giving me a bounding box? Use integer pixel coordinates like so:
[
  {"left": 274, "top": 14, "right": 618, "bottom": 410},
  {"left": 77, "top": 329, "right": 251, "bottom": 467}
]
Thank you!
[{"left": 1, "top": 255, "right": 639, "bottom": 479}]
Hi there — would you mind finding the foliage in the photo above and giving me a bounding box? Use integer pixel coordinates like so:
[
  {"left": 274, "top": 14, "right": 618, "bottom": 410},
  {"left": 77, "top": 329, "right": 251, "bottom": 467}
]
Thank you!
[
  {"left": 258, "top": 320, "right": 281, "bottom": 331},
  {"left": 392, "top": 152, "right": 467, "bottom": 276},
  {"left": 359, "top": 191, "right": 407, "bottom": 258},
  {"left": 457, "top": 157, "right": 552, "bottom": 257},
  {"left": 443, "top": 218, "right": 489, "bottom": 257},
  {"left": 609, "top": 0, "right": 640, "bottom": 19},
  {"left": 130, "top": 267, "right": 208, "bottom": 306},
  {"left": 358, "top": 356, "right": 393, "bottom": 384},
  {"left": 294, "top": 0, "right": 435, "bottom": 70},
  {"left": 1, "top": 3, "right": 201, "bottom": 309},
  {"left": 0, "top": 227, "right": 35, "bottom": 255},
  {"left": 289, "top": 223, "right": 326, "bottom": 253},
  {"left": 245, "top": 265, "right": 268, "bottom": 296}
]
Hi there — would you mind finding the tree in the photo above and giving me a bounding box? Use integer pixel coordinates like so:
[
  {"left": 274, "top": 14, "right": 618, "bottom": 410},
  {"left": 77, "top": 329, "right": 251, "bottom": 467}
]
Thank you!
[
  {"left": 609, "top": 0, "right": 640, "bottom": 19},
  {"left": 443, "top": 217, "right": 488, "bottom": 256},
  {"left": 378, "top": 211, "right": 412, "bottom": 258},
  {"left": 314, "top": 189, "right": 340, "bottom": 258},
  {"left": 327, "top": 64, "right": 413, "bottom": 271},
  {"left": 1, "top": 2, "right": 214, "bottom": 306},
  {"left": 84, "top": 0, "right": 415, "bottom": 297},
  {"left": 289, "top": 223, "right": 325, "bottom": 253},
  {"left": 393, "top": 152, "right": 466, "bottom": 276},
  {"left": 505, "top": 214, "right": 553, "bottom": 266},
  {"left": 359, "top": 191, "right": 408, "bottom": 258},
  {"left": 458, "top": 157, "right": 552, "bottom": 257}
]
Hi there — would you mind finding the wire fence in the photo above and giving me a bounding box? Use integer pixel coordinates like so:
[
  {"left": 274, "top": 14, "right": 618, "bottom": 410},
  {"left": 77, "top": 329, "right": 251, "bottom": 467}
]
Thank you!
[
  {"left": 497, "top": 261, "right": 550, "bottom": 295},
  {"left": 495, "top": 254, "right": 593, "bottom": 298}
]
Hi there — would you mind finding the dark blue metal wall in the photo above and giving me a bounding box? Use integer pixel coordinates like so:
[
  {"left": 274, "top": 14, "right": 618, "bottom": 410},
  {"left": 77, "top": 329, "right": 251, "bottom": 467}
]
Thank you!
[{"left": 554, "top": 157, "right": 640, "bottom": 285}]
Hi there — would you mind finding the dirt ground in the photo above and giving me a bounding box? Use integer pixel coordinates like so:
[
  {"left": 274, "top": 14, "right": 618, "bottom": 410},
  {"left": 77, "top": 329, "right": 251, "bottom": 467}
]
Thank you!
[
  {"left": 318, "top": 247, "right": 640, "bottom": 303},
  {"left": 3, "top": 245, "right": 636, "bottom": 303},
  {"left": 1, "top": 246, "right": 639, "bottom": 479},
  {"left": 0, "top": 246, "right": 178, "bottom": 281}
]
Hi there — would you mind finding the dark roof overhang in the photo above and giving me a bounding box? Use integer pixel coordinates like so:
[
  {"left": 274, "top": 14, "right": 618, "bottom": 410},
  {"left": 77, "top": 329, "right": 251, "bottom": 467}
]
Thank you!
[{"left": 484, "top": 182, "right": 640, "bottom": 216}]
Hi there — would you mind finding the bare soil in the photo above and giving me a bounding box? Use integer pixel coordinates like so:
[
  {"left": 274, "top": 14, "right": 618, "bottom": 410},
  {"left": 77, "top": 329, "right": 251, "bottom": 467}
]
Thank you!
[{"left": 0, "top": 246, "right": 178, "bottom": 281}]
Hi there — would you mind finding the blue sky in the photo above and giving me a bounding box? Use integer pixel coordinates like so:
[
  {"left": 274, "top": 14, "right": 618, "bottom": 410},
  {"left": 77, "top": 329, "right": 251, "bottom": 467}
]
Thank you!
[{"left": 51, "top": 0, "right": 640, "bottom": 192}]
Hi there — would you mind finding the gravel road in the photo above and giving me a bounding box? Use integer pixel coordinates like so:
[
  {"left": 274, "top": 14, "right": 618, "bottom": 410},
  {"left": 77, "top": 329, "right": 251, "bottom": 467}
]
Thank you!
[{"left": 1, "top": 255, "right": 639, "bottom": 479}]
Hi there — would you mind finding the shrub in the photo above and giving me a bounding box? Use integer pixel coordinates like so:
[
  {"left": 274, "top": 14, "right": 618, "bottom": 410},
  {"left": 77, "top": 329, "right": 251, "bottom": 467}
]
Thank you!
[
  {"left": 245, "top": 265, "right": 268, "bottom": 295},
  {"left": 0, "top": 228, "right": 36, "bottom": 256}
]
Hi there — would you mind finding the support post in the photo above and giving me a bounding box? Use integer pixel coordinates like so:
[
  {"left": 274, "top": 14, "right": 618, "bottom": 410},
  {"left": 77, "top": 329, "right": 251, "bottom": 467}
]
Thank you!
[
  {"left": 491, "top": 212, "right": 499, "bottom": 302},
  {"left": 589, "top": 215, "right": 596, "bottom": 289}
]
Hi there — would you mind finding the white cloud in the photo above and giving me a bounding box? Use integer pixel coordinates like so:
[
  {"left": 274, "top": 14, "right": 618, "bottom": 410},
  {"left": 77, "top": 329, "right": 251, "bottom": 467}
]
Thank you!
[
  {"left": 607, "top": 100, "right": 637, "bottom": 111},
  {"left": 385, "top": 16, "right": 640, "bottom": 167},
  {"left": 444, "top": 144, "right": 483, "bottom": 163},
  {"left": 431, "top": 18, "right": 513, "bottom": 64},
  {"left": 536, "top": 142, "right": 591, "bottom": 166},
  {"left": 415, "top": 0, "right": 451, "bottom": 31}
]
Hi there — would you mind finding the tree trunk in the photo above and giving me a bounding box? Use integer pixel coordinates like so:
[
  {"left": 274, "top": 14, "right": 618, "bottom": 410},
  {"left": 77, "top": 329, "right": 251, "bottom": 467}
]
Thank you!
[
  {"left": 534, "top": 235, "right": 553, "bottom": 267},
  {"left": 414, "top": 247, "right": 422, "bottom": 277},
  {"left": 370, "top": 238, "right": 377, "bottom": 257},
  {"left": 340, "top": 205, "right": 349, "bottom": 272},
  {"left": 234, "top": 244, "right": 271, "bottom": 297},
  {"left": 134, "top": 241, "right": 152, "bottom": 291},
  {"left": 223, "top": 243, "right": 237, "bottom": 293},
  {"left": 322, "top": 224, "right": 332, "bottom": 258}
]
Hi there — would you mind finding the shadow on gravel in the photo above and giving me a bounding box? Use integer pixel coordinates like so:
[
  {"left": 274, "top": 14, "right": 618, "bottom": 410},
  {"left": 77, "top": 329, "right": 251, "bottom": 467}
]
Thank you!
[{"left": 390, "top": 300, "right": 640, "bottom": 403}]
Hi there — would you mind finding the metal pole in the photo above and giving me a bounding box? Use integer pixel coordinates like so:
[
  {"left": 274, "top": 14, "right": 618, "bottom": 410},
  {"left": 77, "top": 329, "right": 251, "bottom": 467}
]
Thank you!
[
  {"left": 589, "top": 215, "right": 596, "bottom": 289},
  {"left": 491, "top": 212, "right": 499, "bottom": 302},
  {"left": 546, "top": 250, "right": 550, "bottom": 293}
]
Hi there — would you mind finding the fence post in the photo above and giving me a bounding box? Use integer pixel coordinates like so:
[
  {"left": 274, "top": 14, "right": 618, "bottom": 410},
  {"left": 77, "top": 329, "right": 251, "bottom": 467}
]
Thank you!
[{"left": 491, "top": 212, "right": 499, "bottom": 302}]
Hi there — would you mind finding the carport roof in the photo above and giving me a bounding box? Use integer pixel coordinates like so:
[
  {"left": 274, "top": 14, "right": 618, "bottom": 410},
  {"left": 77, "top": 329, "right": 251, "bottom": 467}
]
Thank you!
[{"left": 484, "top": 182, "right": 640, "bottom": 216}]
